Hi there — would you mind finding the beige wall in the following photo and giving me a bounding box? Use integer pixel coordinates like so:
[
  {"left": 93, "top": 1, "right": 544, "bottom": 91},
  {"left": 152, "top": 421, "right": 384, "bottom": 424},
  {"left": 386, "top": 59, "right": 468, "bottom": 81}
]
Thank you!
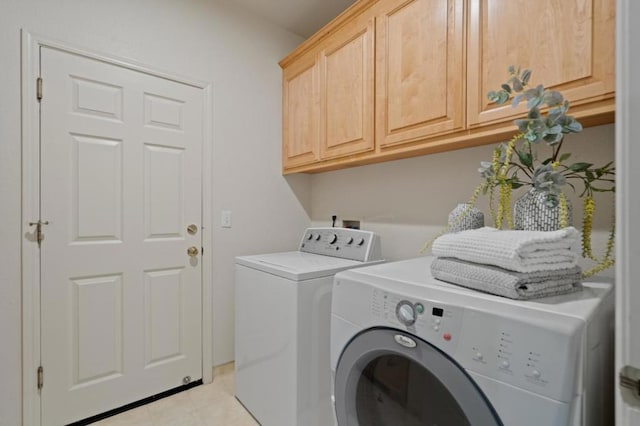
[
  {"left": 0, "top": 1, "right": 309, "bottom": 424},
  {"left": 311, "top": 124, "right": 616, "bottom": 273}
]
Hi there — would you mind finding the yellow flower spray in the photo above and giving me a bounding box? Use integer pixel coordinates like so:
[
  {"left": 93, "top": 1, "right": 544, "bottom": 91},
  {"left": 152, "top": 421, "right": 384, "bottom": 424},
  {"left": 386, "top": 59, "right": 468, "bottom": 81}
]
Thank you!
[
  {"left": 581, "top": 196, "right": 596, "bottom": 260},
  {"left": 558, "top": 193, "right": 569, "bottom": 229},
  {"left": 581, "top": 199, "right": 616, "bottom": 278},
  {"left": 490, "top": 133, "right": 520, "bottom": 229}
]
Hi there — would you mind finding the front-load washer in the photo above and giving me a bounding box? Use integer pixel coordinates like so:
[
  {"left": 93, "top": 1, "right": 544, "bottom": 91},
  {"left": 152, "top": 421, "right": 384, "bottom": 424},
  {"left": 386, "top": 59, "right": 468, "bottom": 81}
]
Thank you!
[
  {"left": 331, "top": 257, "right": 613, "bottom": 426},
  {"left": 235, "top": 227, "right": 384, "bottom": 426}
]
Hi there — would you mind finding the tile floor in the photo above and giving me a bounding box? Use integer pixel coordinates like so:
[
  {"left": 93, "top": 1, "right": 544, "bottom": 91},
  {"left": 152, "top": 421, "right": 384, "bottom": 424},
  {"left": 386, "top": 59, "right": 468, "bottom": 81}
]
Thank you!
[{"left": 94, "top": 363, "right": 258, "bottom": 426}]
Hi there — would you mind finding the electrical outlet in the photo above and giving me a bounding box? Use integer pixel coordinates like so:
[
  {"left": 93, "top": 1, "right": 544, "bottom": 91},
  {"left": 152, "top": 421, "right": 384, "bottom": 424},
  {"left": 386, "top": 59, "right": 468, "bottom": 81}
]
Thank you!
[{"left": 221, "top": 210, "right": 232, "bottom": 228}]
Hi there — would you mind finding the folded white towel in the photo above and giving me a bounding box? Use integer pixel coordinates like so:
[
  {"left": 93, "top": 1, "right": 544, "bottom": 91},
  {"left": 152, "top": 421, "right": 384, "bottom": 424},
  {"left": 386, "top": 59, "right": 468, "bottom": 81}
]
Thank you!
[
  {"left": 431, "top": 257, "right": 582, "bottom": 300},
  {"left": 431, "top": 227, "right": 579, "bottom": 273}
]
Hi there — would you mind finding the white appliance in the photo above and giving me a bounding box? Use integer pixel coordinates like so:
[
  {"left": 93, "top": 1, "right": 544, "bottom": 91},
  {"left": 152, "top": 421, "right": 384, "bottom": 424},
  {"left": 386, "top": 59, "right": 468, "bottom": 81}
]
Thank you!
[
  {"left": 331, "top": 257, "right": 614, "bottom": 426},
  {"left": 235, "top": 227, "right": 383, "bottom": 426}
]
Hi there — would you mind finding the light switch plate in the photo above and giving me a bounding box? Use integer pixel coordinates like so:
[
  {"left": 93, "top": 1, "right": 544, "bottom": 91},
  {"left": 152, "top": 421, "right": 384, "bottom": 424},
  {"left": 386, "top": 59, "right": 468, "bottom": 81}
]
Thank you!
[{"left": 221, "top": 210, "right": 232, "bottom": 228}]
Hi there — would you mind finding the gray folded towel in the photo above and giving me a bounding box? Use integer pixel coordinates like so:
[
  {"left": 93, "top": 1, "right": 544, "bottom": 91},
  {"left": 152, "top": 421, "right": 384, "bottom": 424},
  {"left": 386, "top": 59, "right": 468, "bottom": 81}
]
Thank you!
[{"left": 430, "top": 257, "right": 583, "bottom": 300}]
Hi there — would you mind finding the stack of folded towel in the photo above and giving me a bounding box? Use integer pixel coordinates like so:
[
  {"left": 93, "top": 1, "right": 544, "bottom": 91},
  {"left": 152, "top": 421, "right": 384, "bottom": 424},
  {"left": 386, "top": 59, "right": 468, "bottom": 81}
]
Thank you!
[{"left": 430, "top": 227, "right": 583, "bottom": 300}]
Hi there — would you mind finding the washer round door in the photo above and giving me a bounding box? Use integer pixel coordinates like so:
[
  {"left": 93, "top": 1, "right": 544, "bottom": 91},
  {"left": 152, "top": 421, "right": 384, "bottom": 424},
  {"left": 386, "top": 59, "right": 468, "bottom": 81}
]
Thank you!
[{"left": 334, "top": 327, "right": 503, "bottom": 426}]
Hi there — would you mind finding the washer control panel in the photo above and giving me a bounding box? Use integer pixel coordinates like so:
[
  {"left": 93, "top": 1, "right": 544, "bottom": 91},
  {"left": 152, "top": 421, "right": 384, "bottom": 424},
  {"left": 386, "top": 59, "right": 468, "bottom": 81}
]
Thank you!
[{"left": 299, "top": 227, "right": 382, "bottom": 262}]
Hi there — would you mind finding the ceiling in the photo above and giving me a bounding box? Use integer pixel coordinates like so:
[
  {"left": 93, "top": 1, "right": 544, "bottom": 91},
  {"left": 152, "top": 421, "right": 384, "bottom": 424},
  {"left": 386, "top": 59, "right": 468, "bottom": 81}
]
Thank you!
[{"left": 227, "top": 0, "right": 357, "bottom": 38}]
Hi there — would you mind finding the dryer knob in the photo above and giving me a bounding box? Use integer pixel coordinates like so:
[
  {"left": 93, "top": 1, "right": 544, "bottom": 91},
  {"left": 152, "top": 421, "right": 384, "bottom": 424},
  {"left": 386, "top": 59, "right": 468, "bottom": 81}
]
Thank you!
[
  {"left": 396, "top": 301, "right": 416, "bottom": 326},
  {"left": 329, "top": 234, "right": 338, "bottom": 244}
]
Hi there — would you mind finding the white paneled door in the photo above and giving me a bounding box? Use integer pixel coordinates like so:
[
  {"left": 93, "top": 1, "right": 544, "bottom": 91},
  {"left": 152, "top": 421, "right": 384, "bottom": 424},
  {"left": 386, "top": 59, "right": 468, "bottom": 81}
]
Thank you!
[{"left": 39, "top": 46, "right": 203, "bottom": 425}]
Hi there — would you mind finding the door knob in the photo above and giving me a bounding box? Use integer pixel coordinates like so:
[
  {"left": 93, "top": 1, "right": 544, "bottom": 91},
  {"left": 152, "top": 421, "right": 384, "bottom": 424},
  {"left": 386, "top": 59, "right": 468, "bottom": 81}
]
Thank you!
[{"left": 187, "top": 246, "right": 199, "bottom": 257}]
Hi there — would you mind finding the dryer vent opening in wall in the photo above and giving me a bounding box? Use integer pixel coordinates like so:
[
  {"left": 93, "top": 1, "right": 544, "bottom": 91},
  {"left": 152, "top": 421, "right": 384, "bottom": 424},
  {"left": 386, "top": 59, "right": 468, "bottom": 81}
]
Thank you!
[{"left": 342, "top": 220, "right": 360, "bottom": 229}]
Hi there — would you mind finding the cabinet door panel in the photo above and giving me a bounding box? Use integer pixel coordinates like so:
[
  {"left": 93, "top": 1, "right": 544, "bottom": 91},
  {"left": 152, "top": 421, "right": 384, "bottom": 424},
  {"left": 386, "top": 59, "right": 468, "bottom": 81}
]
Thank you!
[
  {"left": 376, "top": 0, "right": 464, "bottom": 148},
  {"left": 319, "top": 17, "right": 375, "bottom": 159},
  {"left": 282, "top": 54, "right": 320, "bottom": 169},
  {"left": 468, "top": 0, "right": 615, "bottom": 127}
]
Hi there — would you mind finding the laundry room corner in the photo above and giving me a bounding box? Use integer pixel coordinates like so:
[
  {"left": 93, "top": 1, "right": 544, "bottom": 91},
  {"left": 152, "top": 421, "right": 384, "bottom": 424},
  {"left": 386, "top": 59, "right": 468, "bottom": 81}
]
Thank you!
[{"left": 1, "top": 0, "right": 627, "bottom": 423}]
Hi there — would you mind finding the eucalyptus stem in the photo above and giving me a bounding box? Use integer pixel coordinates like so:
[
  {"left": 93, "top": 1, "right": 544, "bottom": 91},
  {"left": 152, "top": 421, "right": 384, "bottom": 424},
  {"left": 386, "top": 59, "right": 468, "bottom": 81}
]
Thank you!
[
  {"left": 508, "top": 159, "right": 533, "bottom": 179},
  {"left": 551, "top": 138, "right": 564, "bottom": 163}
]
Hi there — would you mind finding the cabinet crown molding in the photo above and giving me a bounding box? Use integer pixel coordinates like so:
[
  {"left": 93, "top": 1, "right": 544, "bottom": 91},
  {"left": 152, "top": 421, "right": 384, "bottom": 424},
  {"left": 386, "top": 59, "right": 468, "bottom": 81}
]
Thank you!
[{"left": 279, "top": 0, "right": 378, "bottom": 68}]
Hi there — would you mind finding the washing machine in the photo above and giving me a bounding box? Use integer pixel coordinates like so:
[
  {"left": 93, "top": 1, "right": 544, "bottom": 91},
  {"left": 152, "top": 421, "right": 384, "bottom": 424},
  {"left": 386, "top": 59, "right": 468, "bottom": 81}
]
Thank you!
[
  {"left": 331, "top": 257, "right": 614, "bottom": 426},
  {"left": 235, "top": 227, "right": 384, "bottom": 426}
]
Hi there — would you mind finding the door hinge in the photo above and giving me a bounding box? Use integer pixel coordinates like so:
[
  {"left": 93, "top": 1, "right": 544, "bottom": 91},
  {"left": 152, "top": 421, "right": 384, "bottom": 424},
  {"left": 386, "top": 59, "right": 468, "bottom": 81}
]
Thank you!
[
  {"left": 37, "top": 366, "right": 43, "bottom": 390},
  {"left": 36, "top": 77, "right": 43, "bottom": 101},
  {"left": 28, "top": 220, "right": 49, "bottom": 247},
  {"left": 620, "top": 366, "right": 640, "bottom": 397}
]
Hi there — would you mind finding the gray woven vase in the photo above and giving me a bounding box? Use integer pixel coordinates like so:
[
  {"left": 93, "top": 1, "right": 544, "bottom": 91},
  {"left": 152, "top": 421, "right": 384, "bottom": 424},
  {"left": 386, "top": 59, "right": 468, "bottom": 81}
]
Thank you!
[
  {"left": 513, "top": 188, "right": 572, "bottom": 231},
  {"left": 448, "top": 203, "right": 484, "bottom": 233}
]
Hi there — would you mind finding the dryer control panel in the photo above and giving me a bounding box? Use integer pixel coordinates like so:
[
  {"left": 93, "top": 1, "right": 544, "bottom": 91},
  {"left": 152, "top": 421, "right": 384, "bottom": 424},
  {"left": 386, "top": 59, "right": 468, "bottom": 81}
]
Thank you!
[
  {"left": 370, "top": 288, "right": 464, "bottom": 355},
  {"left": 455, "top": 308, "right": 582, "bottom": 402},
  {"left": 299, "top": 227, "right": 382, "bottom": 262},
  {"left": 369, "top": 286, "right": 583, "bottom": 402}
]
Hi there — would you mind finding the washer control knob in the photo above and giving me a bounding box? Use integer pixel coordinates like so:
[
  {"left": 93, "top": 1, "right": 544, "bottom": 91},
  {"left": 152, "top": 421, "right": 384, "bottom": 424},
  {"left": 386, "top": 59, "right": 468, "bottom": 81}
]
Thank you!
[
  {"left": 501, "top": 360, "right": 510, "bottom": 368},
  {"left": 346, "top": 237, "right": 354, "bottom": 244},
  {"left": 329, "top": 234, "right": 338, "bottom": 244},
  {"left": 315, "top": 234, "right": 321, "bottom": 241},
  {"left": 395, "top": 301, "right": 416, "bottom": 326},
  {"left": 357, "top": 238, "right": 365, "bottom": 246},
  {"left": 307, "top": 233, "right": 314, "bottom": 240},
  {"left": 476, "top": 352, "right": 483, "bottom": 361},
  {"left": 532, "top": 369, "right": 541, "bottom": 378}
]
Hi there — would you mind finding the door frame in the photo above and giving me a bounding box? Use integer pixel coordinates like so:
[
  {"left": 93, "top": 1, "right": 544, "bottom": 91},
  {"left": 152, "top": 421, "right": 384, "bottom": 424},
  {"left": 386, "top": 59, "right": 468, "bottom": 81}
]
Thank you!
[
  {"left": 615, "top": 0, "right": 640, "bottom": 423},
  {"left": 20, "top": 30, "right": 214, "bottom": 426}
]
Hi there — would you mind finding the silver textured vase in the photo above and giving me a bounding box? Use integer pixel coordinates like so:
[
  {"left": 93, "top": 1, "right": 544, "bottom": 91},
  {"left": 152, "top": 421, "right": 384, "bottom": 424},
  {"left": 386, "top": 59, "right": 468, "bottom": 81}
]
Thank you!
[
  {"left": 513, "top": 188, "right": 572, "bottom": 231},
  {"left": 448, "top": 203, "right": 484, "bottom": 233}
]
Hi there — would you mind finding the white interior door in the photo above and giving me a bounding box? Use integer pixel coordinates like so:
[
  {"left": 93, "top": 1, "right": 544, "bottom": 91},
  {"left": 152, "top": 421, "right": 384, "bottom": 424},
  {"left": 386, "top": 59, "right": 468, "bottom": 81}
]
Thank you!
[{"left": 39, "top": 46, "right": 204, "bottom": 425}]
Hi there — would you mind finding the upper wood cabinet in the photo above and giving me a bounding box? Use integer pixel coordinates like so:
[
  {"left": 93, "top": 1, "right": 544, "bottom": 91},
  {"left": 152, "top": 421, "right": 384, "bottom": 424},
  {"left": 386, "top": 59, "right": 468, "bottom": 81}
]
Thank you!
[
  {"left": 376, "top": 0, "right": 464, "bottom": 148},
  {"left": 281, "top": 3, "right": 376, "bottom": 170},
  {"left": 467, "top": 0, "right": 615, "bottom": 127},
  {"left": 282, "top": 50, "right": 320, "bottom": 169},
  {"left": 319, "top": 13, "right": 375, "bottom": 159},
  {"left": 280, "top": 0, "right": 615, "bottom": 174}
]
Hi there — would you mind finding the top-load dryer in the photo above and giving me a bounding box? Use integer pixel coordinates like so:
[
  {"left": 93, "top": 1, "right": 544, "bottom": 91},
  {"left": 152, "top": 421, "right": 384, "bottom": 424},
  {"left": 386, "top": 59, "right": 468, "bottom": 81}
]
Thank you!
[
  {"left": 331, "top": 257, "right": 614, "bottom": 426},
  {"left": 235, "top": 227, "right": 383, "bottom": 426}
]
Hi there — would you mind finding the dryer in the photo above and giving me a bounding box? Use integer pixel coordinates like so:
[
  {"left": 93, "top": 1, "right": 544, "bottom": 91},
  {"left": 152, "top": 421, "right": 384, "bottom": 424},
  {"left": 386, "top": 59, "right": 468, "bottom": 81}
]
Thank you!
[
  {"left": 331, "top": 257, "right": 613, "bottom": 426},
  {"left": 235, "top": 227, "right": 383, "bottom": 426}
]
